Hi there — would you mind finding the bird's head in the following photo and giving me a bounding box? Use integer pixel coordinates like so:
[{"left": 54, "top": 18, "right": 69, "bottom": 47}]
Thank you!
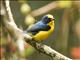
[{"left": 42, "top": 14, "right": 55, "bottom": 24}]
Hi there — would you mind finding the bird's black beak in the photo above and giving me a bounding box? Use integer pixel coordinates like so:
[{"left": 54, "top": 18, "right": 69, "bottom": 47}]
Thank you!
[{"left": 51, "top": 18, "right": 55, "bottom": 21}]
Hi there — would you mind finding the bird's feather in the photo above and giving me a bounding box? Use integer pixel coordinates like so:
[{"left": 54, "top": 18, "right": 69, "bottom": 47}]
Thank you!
[{"left": 27, "top": 21, "right": 51, "bottom": 35}]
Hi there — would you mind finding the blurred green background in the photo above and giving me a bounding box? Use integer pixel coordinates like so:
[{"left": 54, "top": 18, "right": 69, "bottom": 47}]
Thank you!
[{"left": 0, "top": 0, "right": 80, "bottom": 60}]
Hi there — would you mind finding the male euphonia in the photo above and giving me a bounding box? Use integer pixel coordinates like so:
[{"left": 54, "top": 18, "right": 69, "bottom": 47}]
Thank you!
[{"left": 24, "top": 14, "right": 55, "bottom": 41}]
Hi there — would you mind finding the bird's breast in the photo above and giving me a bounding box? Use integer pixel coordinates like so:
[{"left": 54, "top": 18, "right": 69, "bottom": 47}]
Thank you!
[{"left": 33, "top": 21, "right": 54, "bottom": 41}]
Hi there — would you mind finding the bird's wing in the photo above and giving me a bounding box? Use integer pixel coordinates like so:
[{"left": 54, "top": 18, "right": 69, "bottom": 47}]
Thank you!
[{"left": 26, "top": 21, "right": 51, "bottom": 35}]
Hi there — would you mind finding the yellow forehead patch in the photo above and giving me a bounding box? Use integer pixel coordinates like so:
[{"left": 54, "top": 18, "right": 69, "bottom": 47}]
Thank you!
[{"left": 46, "top": 14, "right": 53, "bottom": 19}]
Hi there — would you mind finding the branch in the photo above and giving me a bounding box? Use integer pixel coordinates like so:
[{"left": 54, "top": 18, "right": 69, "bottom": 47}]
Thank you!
[
  {"left": 31, "top": 1, "right": 58, "bottom": 17},
  {"left": 3, "top": 0, "right": 72, "bottom": 60},
  {"left": 27, "top": 40, "right": 72, "bottom": 60}
]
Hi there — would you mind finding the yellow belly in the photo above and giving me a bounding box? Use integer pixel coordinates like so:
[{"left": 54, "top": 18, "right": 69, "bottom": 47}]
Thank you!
[
  {"left": 33, "top": 21, "right": 54, "bottom": 41},
  {"left": 33, "top": 31, "right": 52, "bottom": 41}
]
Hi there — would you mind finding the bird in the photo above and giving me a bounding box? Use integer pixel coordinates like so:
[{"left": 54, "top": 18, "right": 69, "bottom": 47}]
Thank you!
[{"left": 24, "top": 14, "right": 55, "bottom": 42}]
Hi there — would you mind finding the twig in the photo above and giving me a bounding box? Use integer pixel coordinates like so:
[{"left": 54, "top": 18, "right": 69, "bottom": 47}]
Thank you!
[
  {"left": 31, "top": 1, "right": 58, "bottom": 17},
  {"left": 3, "top": 0, "right": 72, "bottom": 60},
  {"left": 5, "top": 0, "right": 14, "bottom": 22}
]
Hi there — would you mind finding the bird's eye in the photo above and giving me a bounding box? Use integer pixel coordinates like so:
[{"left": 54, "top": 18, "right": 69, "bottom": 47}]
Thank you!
[
  {"left": 50, "top": 18, "right": 53, "bottom": 20},
  {"left": 48, "top": 18, "right": 51, "bottom": 21}
]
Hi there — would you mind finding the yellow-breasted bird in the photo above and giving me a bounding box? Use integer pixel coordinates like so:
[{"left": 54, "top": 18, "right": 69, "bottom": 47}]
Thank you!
[{"left": 24, "top": 14, "right": 55, "bottom": 41}]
